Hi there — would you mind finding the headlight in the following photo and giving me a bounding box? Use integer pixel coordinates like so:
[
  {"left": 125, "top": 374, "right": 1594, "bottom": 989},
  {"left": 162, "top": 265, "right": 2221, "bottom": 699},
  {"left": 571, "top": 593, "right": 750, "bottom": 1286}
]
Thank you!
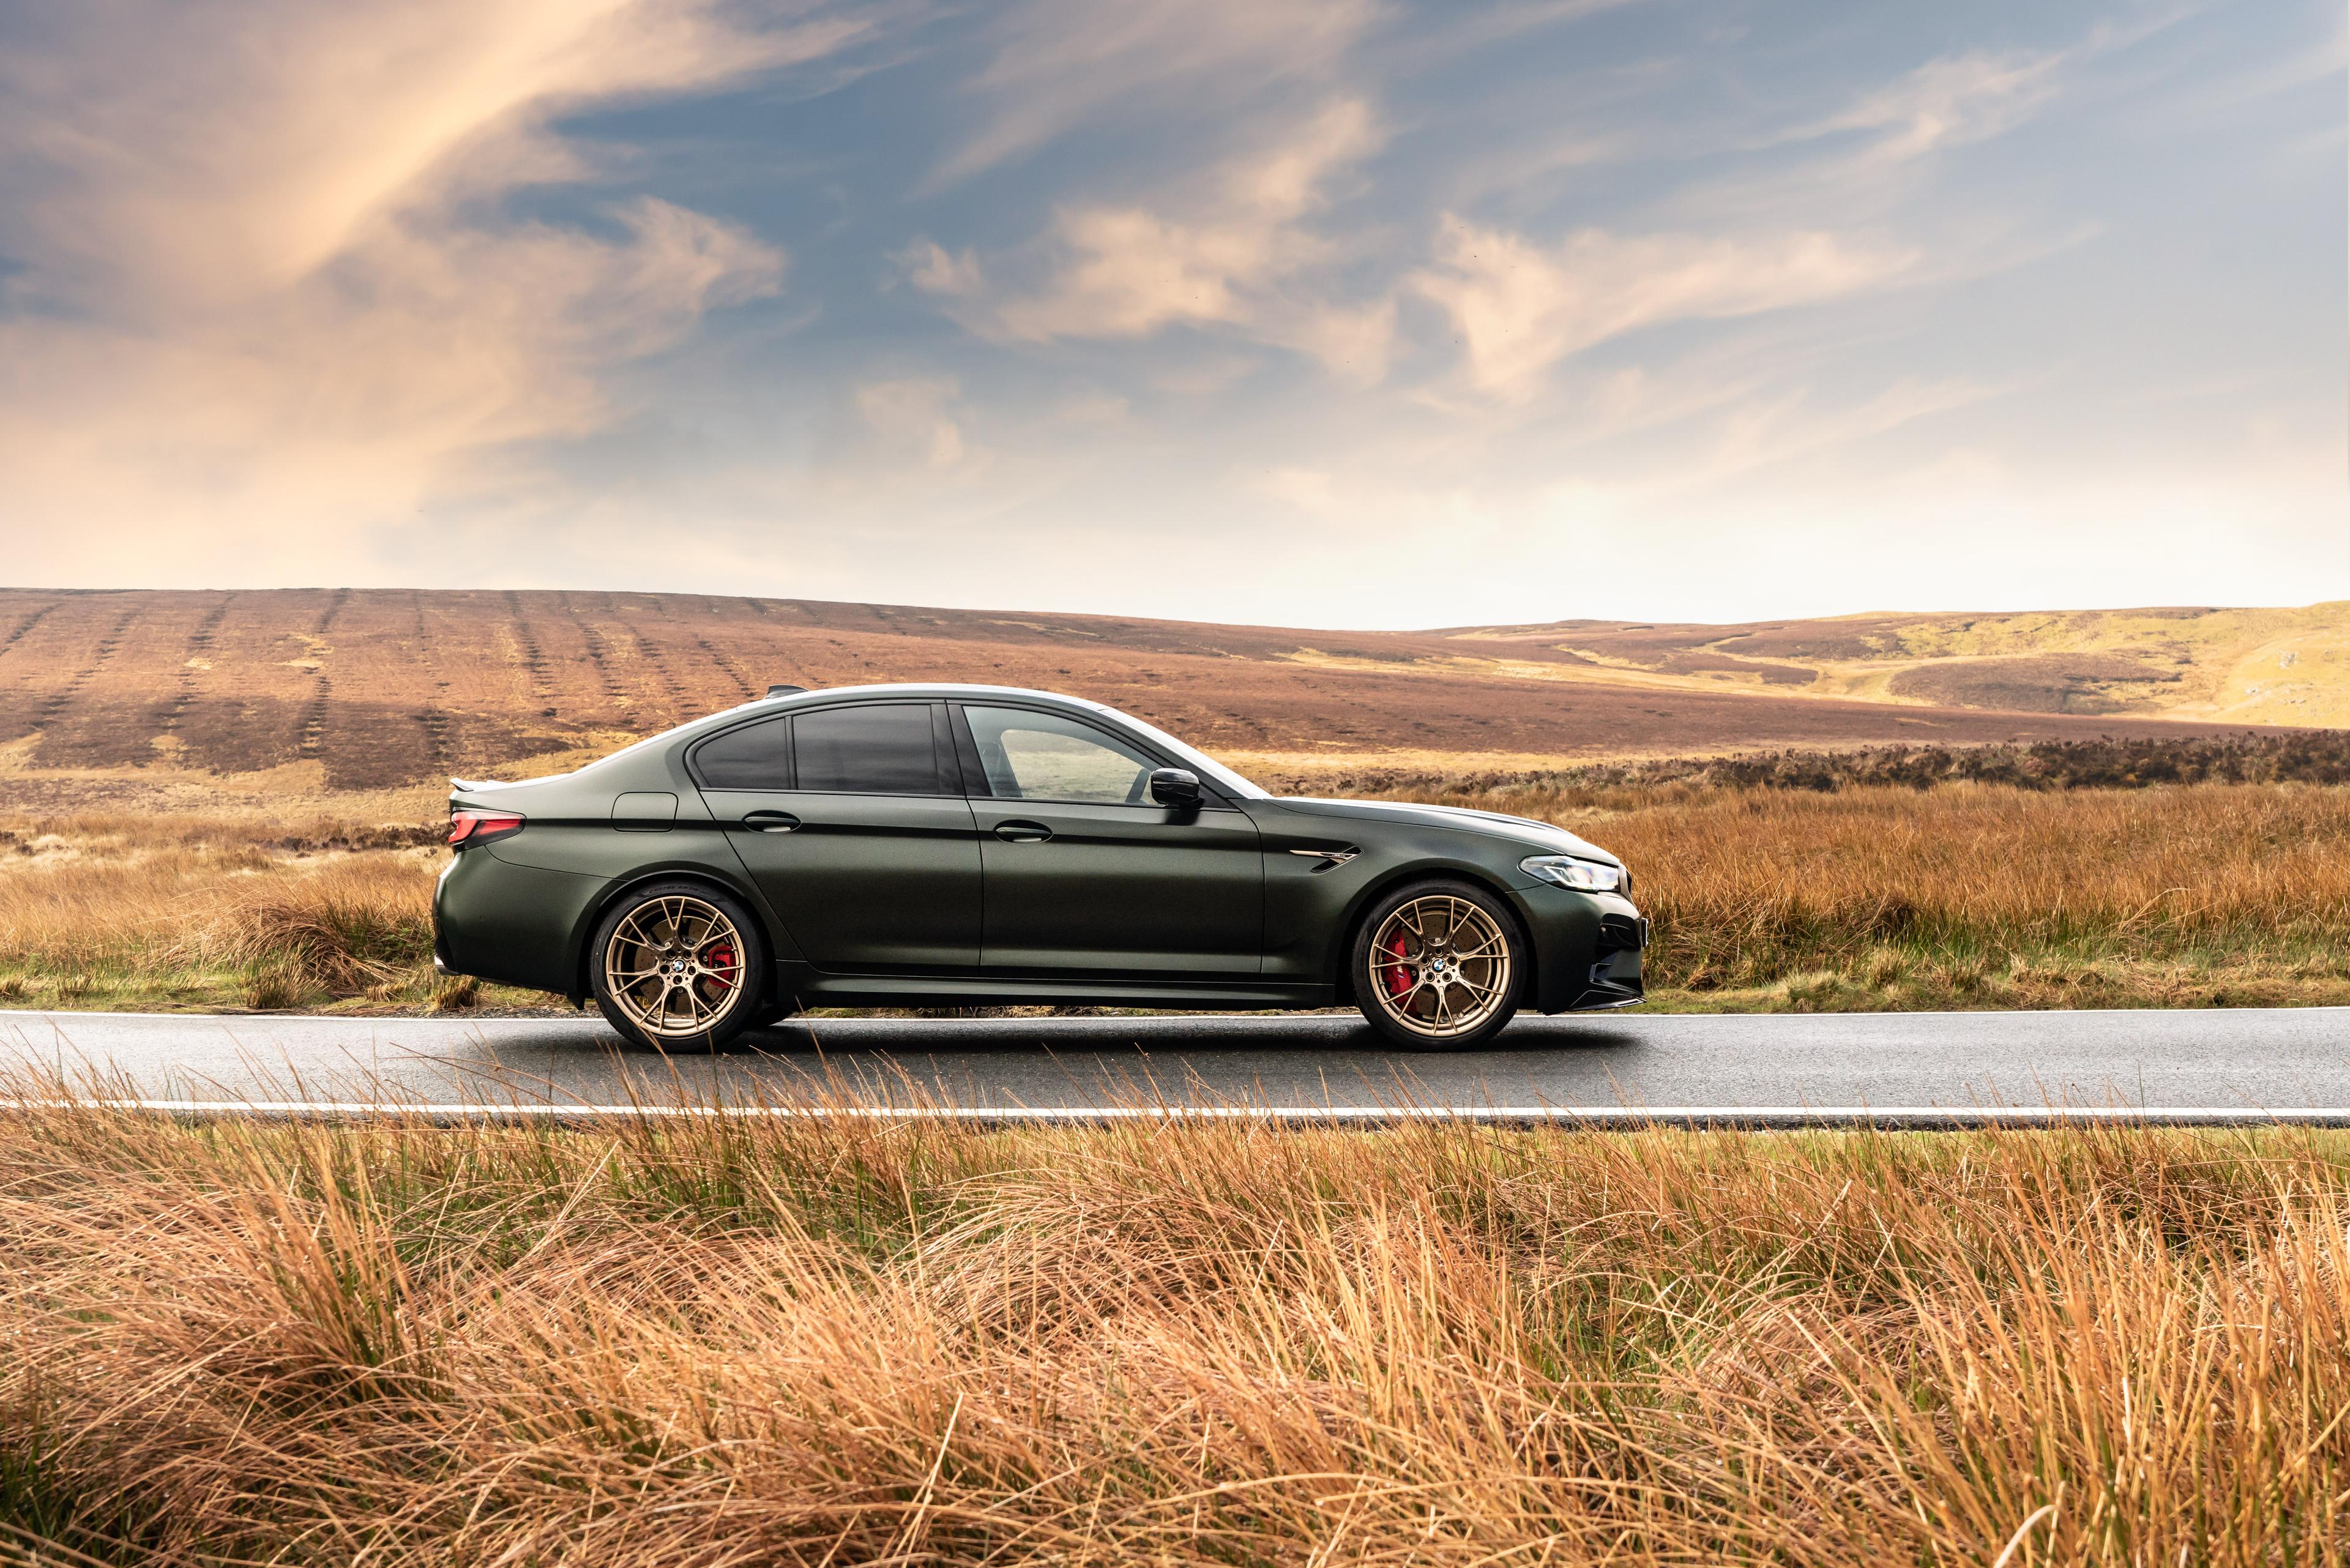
[{"left": 1520, "top": 854, "right": 1628, "bottom": 894}]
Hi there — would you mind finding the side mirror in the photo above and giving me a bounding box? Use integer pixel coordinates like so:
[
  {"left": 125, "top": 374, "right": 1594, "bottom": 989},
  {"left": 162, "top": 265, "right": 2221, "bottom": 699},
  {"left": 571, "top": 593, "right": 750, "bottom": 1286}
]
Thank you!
[{"left": 1149, "top": 767, "right": 1203, "bottom": 811}]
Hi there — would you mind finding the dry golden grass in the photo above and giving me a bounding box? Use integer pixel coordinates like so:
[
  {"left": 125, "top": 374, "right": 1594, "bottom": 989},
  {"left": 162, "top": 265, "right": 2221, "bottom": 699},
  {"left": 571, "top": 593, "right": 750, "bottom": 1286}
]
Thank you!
[
  {"left": 1, "top": 775, "right": 2346, "bottom": 1014},
  {"left": 0, "top": 813, "right": 512, "bottom": 1012},
  {"left": 1376, "top": 779, "right": 2350, "bottom": 1010},
  {"left": 2, "top": 1101, "right": 2347, "bottom": 1564}
]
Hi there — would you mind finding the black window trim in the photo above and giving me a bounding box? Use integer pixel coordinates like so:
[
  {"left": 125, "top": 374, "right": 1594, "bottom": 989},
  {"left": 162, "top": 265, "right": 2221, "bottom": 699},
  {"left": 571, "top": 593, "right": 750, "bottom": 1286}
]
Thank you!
[{"left": 946, "top": 700, "right": 1234, "bottom": 810}]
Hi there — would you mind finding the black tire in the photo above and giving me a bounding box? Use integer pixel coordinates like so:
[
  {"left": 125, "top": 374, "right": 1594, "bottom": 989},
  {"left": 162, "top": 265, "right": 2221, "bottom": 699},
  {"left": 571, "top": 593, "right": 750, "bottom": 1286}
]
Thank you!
[
  {"left": 1348, "top": 878, "right": 1524, "bottom": 1050},
  {"left": 589, "top": 880, "right": 769, "bottom": 1053},
  {"left": 744, "top": 994, "right": 800, "bottom": 1032}
]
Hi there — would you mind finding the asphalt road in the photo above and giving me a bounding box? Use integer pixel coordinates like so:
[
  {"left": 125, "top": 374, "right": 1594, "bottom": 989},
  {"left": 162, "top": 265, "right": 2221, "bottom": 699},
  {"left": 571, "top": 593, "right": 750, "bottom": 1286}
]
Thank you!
[{"left": 2, "top": 1006, "right": 2348, "bottom": 1125}]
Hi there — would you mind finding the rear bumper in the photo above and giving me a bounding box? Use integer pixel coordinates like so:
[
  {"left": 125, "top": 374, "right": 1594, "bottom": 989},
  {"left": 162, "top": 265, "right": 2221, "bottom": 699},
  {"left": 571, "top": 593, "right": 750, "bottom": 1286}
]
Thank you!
[{"left": 432, "top": 846, "right": 604, "bottom": 995}]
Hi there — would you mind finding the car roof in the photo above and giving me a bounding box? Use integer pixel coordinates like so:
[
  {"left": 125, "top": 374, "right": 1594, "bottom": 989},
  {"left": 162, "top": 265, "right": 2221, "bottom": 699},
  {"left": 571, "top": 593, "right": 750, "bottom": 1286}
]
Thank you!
[
  {"left": 735, "top": 682, "right": 1114, "bottom": 714},
  {"left": 663, "top": 682, "right": 1127, "bottom": 744}
]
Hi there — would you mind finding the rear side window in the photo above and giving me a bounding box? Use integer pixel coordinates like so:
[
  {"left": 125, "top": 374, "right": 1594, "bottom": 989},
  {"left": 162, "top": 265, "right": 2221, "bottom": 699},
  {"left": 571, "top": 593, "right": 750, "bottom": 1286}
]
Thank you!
[
  {"left": 792, "top": 704, "right": 942, "bottom": 794},
  {"left": 692, "top": 715, "right": 793, "bottom": 790}
]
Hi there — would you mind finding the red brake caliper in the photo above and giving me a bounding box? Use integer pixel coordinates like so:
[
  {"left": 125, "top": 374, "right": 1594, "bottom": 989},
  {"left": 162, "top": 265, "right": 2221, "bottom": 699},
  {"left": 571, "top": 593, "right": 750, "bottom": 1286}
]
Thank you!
[
  {"left": 1382, "top": 931, "right": 1413, "bottom": 998},
  {"left": 700, "top": 939, "right": 738, "bottom": 996}
]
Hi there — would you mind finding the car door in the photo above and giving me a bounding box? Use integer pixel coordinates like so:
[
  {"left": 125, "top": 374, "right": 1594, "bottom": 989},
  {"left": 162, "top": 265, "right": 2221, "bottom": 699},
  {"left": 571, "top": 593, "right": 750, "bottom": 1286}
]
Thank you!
[
  {"left": 955, "top": 702, "right": 1263, "bottom": 976},
  {"left": 696, "top": 701, "right": 983, "bottom": 974}
]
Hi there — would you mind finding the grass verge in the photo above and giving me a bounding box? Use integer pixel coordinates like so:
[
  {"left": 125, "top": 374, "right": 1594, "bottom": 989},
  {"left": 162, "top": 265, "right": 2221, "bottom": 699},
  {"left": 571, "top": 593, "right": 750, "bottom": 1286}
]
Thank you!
[
  {"left": 1, "top": 1096, "right": 2346, "bottom": 1563},
  {"left": 2, "top": 760, "right": 2348, "bottom": 1014},
  {"left": 1385, "top": 777, "right": 2350, "bottom": 1010},
  {"left": 0, "top": 812, "right": 558, "bottom": 1014}
]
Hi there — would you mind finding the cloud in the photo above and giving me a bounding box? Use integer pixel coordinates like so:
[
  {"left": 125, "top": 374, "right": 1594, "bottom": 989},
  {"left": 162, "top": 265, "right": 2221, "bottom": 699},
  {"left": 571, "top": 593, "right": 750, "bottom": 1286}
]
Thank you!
[
  {"left": 851, "top": 377, "right": 971, "bottom": 471},
  {"left": 933, "top": 0, "right": 1374, "bottom": 184},
  {"left": 899, "top": 240, "right": 987, "bottom": 297},
  {"left": 914, "top": 99, "right": 1395, "bottom": 381},
  {"left": 0, "top": 0, "right": 865, "bottom": 560},
  {"left": 1706, "top": 377, "right": 2001, "bottom": 479},
  {"left": 1796, "top": 49, "right": 2065, "bottom": 163},
  {"left": 1254, "top": 466, "right": 1343, "bottom": 516},
  {"left": 1409, "top": 217, "right": 1919, "bottom": 399},
  {"left": 0, "top": 0, "right": 860, "bottom": 313}
]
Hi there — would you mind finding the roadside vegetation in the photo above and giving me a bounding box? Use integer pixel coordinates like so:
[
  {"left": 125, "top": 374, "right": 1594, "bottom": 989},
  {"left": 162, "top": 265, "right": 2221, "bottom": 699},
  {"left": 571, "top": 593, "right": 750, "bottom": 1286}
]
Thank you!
[
  {"left": 0, "top": 813, "right": 541, "bottom": 1014},
  {"left": 2, "top": 1100, "right": 2345, "bottom": 1564},
  {"left": 0, "top": 734, "right": 2346, "bottom": 1015},
  {"left": 1419, "top": 777, "right": 2350, "bottom": 1013}
]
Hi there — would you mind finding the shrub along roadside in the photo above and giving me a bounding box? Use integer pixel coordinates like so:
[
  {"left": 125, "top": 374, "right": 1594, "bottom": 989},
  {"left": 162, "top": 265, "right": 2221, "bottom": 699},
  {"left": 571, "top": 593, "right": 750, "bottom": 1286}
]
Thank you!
[
  {"left": 0, "top": 813, "right": 543, "bottom": 1014},
  {"left": 1285, "top": 729, "right": 2350, "bottom": 799}
]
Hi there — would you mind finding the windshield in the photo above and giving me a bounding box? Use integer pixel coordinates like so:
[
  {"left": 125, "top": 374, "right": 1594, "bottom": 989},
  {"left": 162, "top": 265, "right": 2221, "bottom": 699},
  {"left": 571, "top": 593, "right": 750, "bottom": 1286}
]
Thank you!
[{"left": 1090, "top": 703, "right": 1269, "bottom": 799}]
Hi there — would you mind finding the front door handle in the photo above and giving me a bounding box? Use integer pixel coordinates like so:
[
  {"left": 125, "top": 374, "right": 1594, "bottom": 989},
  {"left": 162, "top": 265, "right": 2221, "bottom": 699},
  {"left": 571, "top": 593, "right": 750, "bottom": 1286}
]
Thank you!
[
  {"left": 993, "top": 819, "right": 1053, "bottom": 843},
  {"left": 742, "top": 810, "right": 801, "bottom": 834}
]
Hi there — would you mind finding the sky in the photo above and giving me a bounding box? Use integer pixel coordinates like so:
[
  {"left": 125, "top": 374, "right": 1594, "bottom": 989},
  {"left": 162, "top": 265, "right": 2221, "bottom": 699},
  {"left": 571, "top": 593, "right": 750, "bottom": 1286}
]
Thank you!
[{"left": 0, "top": 0, "right": 2341, "bottom": 629}]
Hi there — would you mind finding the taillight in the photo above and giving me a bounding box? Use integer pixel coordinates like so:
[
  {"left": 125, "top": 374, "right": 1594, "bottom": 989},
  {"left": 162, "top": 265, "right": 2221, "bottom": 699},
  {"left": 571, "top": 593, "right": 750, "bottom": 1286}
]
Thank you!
[{"left": 447, "top": 810, "right": 524, "bottom": 849}]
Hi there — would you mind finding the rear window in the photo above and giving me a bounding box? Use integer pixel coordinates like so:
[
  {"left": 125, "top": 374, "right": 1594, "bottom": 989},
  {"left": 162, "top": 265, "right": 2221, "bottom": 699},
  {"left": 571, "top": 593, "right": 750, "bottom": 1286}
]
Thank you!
[
  {"left": 692, "top": 715, "right": 793, "bottom": 790},
  {"left": 791, "top": 704, "right": 942, "bottom": 795}
]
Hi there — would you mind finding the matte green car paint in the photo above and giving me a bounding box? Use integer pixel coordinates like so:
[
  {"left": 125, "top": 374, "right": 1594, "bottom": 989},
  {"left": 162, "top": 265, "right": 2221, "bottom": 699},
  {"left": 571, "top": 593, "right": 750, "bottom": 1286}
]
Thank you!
[
  {"left": 977, "top": 799, "right": 1263, "bottom": 976},
  {"left": 434, "top": 684, "right": 1643, "bottom": 1017},
  {"left": 712, "top": 788, "right": 985, "bottom": 973}
]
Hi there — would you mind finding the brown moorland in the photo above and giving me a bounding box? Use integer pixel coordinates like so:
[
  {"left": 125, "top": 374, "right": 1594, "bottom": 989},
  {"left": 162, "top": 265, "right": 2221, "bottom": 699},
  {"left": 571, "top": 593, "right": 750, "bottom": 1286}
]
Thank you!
[
  {"left": 1460, "top": 600, "right": 2350, "bottom": 725},
  {"left": 0, "top": 588, "right": 2324, "bottom": 793}
]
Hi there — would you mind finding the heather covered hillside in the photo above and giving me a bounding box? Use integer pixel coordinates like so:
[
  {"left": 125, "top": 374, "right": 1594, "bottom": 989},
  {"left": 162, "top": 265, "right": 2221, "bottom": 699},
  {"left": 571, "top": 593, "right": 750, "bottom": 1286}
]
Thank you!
[{"left": 0, "top": 589, "right": 2327, "bottom": 792}]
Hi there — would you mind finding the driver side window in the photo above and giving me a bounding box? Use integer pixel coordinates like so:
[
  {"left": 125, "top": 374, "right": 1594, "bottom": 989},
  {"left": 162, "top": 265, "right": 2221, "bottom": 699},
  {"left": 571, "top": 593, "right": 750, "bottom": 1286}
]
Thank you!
[{"left": 961, "top": 706, "right": 1157, "bottom": 805}]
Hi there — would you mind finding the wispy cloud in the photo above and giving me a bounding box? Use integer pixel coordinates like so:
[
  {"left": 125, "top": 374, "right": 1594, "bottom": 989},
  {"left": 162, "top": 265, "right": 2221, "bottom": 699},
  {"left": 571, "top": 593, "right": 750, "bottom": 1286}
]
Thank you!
[
  {"left": 0, "top": 0, "right": 872, "bottom": 561},
  {"left": 1789, "top": 49, "right": 2066, "bottom": 163},
  {"left": 1409, "top": 218, "right": 1918, "bottom": 399},
  {"left": 931, "top": 0, "right": 1375, "bottom": 185},
  {"left": 911, "top": 99, "right": 1397, "bottom": 381},
  {"left": 849, "top": 376, "right": 972, "bottom": 472},
  {"left": 0, "top": 0, "right": 2332, "bottom": 621}
]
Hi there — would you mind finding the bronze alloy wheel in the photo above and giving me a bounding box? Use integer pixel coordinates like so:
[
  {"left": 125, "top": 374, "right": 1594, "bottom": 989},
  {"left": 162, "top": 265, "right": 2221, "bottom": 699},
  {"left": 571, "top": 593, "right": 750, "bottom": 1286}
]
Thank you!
[
  {"left": 601, "top": 892, "right": 752, "bottom": 1041},
  {"left": 1363, "top": 890, "right": 1516, "bottom": 1042}
]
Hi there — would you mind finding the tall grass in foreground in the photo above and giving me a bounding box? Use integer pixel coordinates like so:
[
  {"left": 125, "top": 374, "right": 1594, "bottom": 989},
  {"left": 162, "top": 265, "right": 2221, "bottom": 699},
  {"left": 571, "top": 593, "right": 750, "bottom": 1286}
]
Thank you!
[{"left": 1, "top": 1101, "right": 2346, "bottom": 1564}]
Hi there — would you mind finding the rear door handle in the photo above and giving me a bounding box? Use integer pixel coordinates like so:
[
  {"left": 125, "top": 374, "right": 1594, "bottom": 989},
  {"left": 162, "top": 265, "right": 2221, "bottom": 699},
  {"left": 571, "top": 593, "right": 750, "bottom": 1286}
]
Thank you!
[
  {"left": 742, "top": 810, "right": 800, "bottom": 834},
  {"left": 993, "top": 819, "right": 1053, "bottom": 843}
]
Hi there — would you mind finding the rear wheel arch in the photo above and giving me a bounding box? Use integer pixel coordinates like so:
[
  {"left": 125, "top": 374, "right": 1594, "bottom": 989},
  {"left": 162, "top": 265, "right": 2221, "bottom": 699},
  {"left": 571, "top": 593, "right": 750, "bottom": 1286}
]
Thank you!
[{"left": 573, "top": 867, "right": 779, "bottom": 1006}]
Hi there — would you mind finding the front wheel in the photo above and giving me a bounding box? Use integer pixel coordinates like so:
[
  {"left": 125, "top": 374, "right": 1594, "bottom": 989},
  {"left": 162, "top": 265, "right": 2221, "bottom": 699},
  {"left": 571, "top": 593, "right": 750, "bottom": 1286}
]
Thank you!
[
  {"left": 589, "top": 881, "right": 767, "bottom": 1052},
  {"left": 1349, "top": 879, "right": 1523, "bottom": 1050}
]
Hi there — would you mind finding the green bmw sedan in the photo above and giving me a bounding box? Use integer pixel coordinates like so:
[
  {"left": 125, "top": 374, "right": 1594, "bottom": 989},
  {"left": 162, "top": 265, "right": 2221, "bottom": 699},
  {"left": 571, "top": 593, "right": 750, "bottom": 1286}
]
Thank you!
[{"left": 434, "top": 684, "right": 1646, "bottom": 1051}]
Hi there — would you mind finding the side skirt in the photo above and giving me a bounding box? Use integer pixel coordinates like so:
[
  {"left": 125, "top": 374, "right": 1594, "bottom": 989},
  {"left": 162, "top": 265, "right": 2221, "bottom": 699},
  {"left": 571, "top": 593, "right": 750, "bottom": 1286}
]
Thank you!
[{"left": 786, "top": 968, "right": 1335, "bottom": 1012}]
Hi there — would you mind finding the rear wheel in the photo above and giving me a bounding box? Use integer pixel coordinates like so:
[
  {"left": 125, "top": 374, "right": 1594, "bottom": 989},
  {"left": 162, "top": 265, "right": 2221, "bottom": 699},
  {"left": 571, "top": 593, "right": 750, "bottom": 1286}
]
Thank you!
[
  {"left": 1349, "top": 879, "right": 1522, "bottom": 1050},
  {"left": 744, "top": 994, "right": 800, "bottom": 1032},
  {"left": 590, "top": 881, "right": 767, "bottom": 1052}
]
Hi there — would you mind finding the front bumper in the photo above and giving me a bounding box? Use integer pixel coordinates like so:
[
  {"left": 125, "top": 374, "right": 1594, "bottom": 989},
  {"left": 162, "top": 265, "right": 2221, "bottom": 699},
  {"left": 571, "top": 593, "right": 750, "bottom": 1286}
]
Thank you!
[{"left": 1516, "top": 887, "right": 1648, "bottom": 1013}]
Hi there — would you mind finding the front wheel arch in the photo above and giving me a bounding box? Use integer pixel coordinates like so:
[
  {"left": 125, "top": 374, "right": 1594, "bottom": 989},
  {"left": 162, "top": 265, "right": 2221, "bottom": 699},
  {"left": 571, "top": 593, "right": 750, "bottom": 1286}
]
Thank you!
[{"left": 1330, "top": 865, "right": 1536, "bottom": 1007}]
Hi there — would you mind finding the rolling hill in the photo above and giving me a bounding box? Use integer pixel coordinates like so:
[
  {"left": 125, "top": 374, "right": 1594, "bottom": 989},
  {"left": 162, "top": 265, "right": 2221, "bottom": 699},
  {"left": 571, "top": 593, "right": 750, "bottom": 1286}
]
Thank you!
[
  {"left": 1449, "top": 603, "right": 2349, "bottom": 726},
  {"left": 0, "top": 589, "right": 2334, "bottom": 796}
]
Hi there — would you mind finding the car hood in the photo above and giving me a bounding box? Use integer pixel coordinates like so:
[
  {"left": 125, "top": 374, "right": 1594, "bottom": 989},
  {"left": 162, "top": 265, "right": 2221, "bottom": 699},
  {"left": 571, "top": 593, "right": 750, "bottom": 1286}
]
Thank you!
[{"left": 1267, "top": 796, "right": 1621, "bottom": 866}]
